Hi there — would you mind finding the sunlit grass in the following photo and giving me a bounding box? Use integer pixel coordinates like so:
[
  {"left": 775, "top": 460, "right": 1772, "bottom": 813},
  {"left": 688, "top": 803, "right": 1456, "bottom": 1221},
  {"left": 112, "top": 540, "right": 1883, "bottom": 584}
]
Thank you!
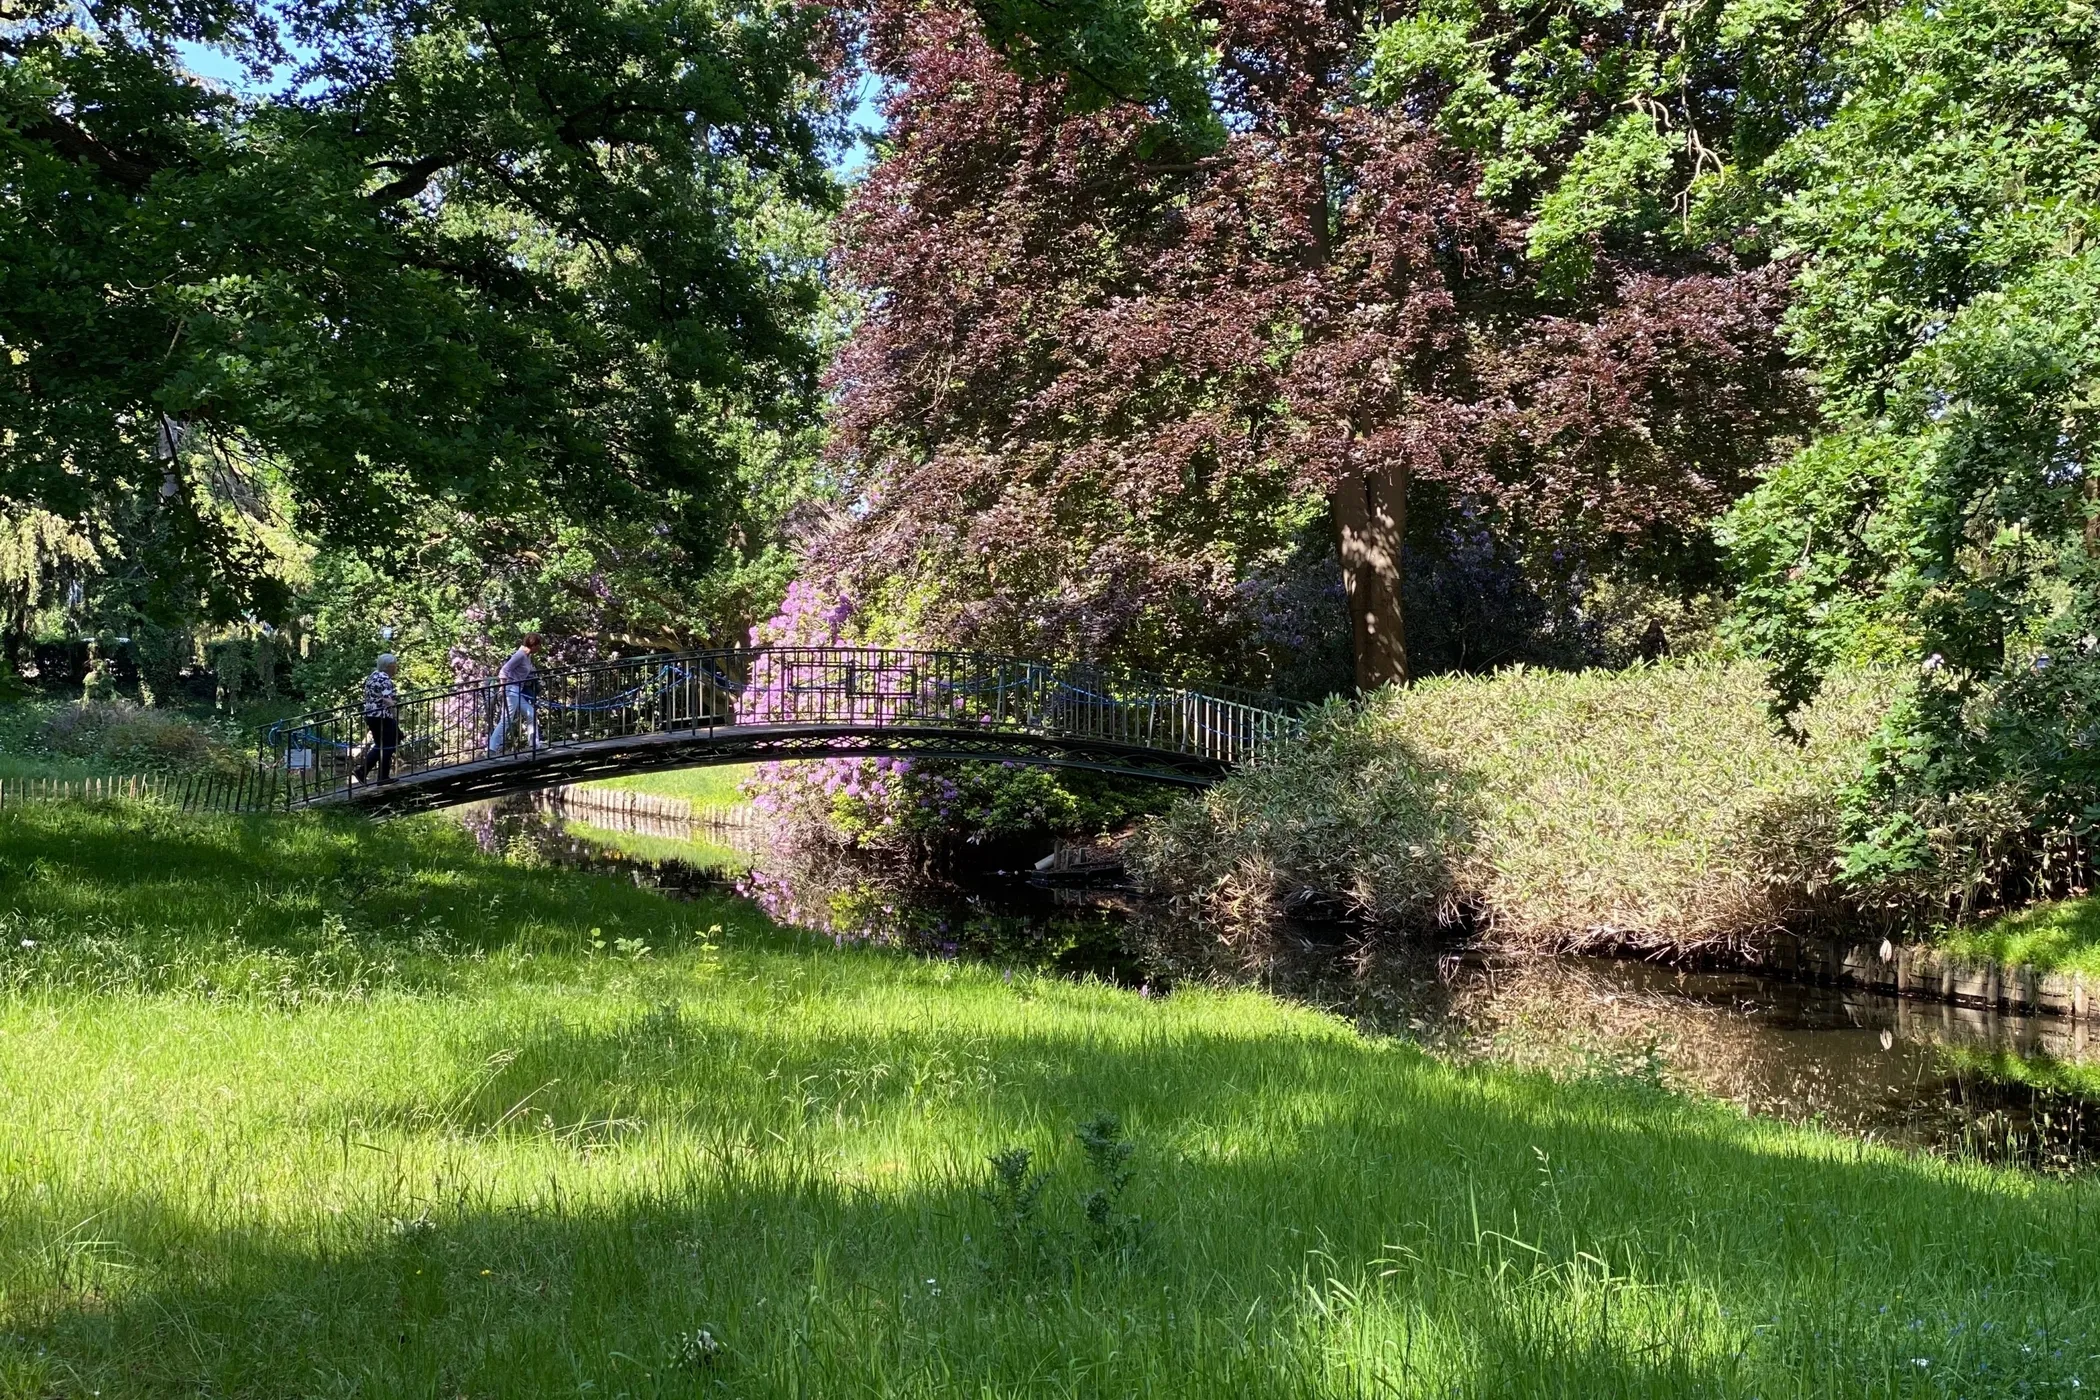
[
  {"left": 584, "top": 764, "right": 754, "bottom": 807},
  {"left": 1, "top": 802, "right": 2095, "bottom": 1397},
  {"left": 1949, "top": 896, "right": 2100, "bottom": 980}
]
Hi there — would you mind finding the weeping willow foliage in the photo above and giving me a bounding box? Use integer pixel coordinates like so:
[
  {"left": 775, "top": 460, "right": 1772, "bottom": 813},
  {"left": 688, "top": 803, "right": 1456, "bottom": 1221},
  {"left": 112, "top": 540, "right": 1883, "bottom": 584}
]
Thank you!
[{"left": 0, "top": 503, "right": 102, "bottom": 650}]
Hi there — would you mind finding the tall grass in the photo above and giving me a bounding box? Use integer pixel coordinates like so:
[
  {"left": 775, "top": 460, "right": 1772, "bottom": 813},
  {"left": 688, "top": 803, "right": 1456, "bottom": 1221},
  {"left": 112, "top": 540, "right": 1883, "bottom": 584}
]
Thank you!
[
  {"left": 2, "top": 801, "right": 2093, "bottom": 1397},
  {"left": 1136, "top": 662, "right": 1889, "bottom": 953}
]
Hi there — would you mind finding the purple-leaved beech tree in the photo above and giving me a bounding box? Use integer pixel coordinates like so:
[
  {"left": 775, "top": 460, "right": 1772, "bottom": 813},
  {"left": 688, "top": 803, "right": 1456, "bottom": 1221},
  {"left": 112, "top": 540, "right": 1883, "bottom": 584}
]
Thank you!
[{"left": 824, "top": 0, "right": 1807, "bottom": 688}]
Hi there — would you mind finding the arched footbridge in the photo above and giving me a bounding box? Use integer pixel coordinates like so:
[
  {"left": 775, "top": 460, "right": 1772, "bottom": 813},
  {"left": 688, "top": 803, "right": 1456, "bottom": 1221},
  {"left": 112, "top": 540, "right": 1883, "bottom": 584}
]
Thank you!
[{"left": 256, "top": 647, "right": 1301, "bottom": 815}]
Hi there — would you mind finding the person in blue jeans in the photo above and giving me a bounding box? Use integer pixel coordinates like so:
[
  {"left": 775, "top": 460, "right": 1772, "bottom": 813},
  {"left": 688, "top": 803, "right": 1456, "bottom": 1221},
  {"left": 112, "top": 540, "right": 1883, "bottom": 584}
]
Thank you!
[{"left": 488, "top": 632, "right": 543, "bottom": 755}]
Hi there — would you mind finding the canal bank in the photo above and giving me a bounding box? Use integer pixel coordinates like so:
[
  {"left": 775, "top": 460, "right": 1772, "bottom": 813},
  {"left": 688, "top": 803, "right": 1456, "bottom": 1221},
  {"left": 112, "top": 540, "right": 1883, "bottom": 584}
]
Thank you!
[
  {"left": 462, "top": 795, "right": 2100, "bottom": 1171},
  {"left": 1757, "top": 931, "right": 2100, "bottom": 1024}
]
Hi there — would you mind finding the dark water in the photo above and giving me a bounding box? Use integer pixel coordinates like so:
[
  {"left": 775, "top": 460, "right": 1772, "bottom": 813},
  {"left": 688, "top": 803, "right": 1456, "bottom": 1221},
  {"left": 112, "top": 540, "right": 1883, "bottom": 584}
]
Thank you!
[{"left": 462, "top": 797, "right": 2100, "bottom": 1173}]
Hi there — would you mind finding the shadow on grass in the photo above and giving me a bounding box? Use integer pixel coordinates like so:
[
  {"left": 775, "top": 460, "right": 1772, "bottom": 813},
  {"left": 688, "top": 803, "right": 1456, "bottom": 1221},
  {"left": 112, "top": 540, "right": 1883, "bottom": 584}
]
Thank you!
[
  {"left": 12, "top": 1001, "right": 2099, "bottom": 1397},
  {"left": 6, "top": 803, "right": 2099, "bottom": 1396},
  {"left": 5, "top": 1159, "right": 1820, "bottom": 1399}
]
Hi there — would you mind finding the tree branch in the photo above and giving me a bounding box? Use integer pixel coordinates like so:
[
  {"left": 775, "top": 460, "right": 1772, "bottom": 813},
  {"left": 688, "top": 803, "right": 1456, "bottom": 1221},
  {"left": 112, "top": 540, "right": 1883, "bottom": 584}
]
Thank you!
[
  {"left": 14, "top": 111, "right": 158, "bottom": 190},
  {"left": 366, "top": 151, "right": 453, "bottom": 206}
]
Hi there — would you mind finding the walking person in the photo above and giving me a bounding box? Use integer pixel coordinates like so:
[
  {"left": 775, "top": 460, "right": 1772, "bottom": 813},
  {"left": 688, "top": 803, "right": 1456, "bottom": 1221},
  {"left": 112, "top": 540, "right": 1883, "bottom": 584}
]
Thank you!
[
  {"left": 488, "top": 632, "right": 543, "bottom": 755},
  {"left": 351, "top": 653, "right": 402, "bottom": 784}
]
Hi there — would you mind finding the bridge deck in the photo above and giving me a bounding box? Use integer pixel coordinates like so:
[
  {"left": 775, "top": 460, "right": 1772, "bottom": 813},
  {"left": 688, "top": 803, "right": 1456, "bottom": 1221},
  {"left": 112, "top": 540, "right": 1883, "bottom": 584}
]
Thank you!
[
  {"left": 258, "top": 646, "right": 1297, "bottom": 814},
  {"left": 314, "top": 722, "right": 1232, "bottom": 816}
]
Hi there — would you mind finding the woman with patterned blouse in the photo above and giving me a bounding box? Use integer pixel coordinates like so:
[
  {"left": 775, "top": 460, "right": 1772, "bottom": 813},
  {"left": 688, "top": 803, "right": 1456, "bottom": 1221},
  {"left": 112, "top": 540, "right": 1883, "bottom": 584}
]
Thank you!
[{"left": 352, "top": 653, "right": 402, "bottom": 784}]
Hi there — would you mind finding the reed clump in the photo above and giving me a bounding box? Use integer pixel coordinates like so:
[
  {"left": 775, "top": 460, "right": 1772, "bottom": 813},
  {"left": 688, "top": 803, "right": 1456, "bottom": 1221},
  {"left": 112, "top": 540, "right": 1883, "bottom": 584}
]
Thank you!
[
  {"left": 1135, "top": 662, "right": 1890, "bottom": 954},
  {"left": 39, "top": 698, "right": 241, "bottom": 774}
]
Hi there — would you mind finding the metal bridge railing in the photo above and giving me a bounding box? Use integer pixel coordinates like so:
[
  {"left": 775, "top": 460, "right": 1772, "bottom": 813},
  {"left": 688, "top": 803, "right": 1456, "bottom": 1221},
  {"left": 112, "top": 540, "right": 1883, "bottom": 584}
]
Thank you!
[{"left": 258, "top": 646, "right": 1301, "bottom": 808}]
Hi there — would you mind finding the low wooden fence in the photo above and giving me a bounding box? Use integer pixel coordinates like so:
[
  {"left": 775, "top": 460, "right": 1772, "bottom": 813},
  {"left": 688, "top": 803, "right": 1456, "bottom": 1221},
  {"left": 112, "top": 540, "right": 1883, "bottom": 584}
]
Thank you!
[
  {"left": 0, "top": 772, "right": 766, "bottom": 826},
  {"left": 0, "top": 770, "right": 286, "bottom": 813}
]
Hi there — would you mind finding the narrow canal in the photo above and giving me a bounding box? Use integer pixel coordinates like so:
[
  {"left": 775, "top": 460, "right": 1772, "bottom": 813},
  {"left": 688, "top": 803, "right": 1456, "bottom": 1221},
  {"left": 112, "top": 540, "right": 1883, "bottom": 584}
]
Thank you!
[{"left": 461, "top": 794, "right": 2100, "bottom": 1174}]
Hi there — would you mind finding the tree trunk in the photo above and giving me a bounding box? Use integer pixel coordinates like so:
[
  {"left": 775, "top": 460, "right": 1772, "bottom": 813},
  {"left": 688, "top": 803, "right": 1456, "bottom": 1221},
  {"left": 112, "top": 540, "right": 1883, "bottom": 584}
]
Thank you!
[{"left": 1332, "top": 466, "right": 1409, "bottom": 690}]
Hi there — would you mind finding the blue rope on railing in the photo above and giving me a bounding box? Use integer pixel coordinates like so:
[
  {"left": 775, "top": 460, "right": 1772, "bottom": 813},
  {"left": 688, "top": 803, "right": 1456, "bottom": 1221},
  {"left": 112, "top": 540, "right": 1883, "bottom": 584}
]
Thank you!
[
  {"left": 265, "top": 722, "right": 348, "bottom": 751},
  {"left": 536, "top": 663, "right": 682, "bottom": 715},
  {"left": 536, "top": 661, "right": 753, "bottom": 714}
]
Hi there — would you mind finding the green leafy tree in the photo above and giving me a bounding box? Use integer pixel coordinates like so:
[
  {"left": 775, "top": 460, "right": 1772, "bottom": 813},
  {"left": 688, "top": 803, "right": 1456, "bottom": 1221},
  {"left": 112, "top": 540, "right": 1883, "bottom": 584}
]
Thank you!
[
  {"left": 2, "top": 0, "right": 840, "bottom": 625},
  {"left": 0, "top": 502, "right": 103, "bottom": 674},
  {"left": 1723, "top": 0, "right": 2100, "bottom": 910},
  {"left": 1367, "top": 0, "right": 1860, "bottom": 286}
]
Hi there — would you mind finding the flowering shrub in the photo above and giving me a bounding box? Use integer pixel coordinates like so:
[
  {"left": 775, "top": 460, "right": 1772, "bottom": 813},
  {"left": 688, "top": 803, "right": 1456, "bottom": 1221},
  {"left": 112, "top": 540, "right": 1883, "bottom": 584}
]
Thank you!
[
  {"left": 731, "top": 845, "right": 1142, "bottom": 982},
  {"left": 740, "top": 579, "right": 1163, "bottom": 850}
]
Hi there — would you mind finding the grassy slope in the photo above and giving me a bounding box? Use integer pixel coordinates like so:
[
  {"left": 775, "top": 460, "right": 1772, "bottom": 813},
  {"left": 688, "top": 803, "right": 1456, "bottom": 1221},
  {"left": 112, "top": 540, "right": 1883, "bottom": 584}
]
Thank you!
[
  {"left": 1948, "top": 896, "right": 2100, "bottom": 980},
  {"left": 1, "top": 806, "right": 2095, "bottom": 1398},
  {"left": 584, "top": 764, "right": 754, "bottom": 805}
]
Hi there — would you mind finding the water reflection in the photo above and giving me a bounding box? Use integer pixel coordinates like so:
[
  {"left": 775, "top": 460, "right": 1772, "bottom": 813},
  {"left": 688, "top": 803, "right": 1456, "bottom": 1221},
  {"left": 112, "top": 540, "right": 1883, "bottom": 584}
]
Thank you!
[
  {"left": 461, "top": 796, "right": 2100, "bottom": 1172},
  {"left": 1254, "top": 941, "right": 2100, "bottom": 1172},
  {"left": 458, "top": 793, "right": 752, "bottom": 891}
]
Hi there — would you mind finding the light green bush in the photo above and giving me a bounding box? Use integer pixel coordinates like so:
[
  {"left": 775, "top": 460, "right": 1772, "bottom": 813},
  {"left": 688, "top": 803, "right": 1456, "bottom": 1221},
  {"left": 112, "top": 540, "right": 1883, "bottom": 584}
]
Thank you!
[
  {"left": 39, "top": 699, "right": 240, "bottom": 774},
  {"left": 1136, "top": 663, "right": 1890, "bottom": 953}
]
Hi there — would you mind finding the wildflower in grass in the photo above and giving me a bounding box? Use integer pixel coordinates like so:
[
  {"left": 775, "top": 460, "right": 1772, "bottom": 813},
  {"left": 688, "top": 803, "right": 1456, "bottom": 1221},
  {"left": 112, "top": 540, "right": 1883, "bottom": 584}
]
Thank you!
[{"left": 671, "top": 1328, "right": 721, "bottom": 1369}]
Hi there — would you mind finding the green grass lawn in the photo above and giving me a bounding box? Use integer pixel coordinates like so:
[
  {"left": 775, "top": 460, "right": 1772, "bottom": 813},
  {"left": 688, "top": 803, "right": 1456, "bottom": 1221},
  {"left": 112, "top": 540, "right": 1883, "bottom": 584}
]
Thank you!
[
  {"left": 584, "top": 764, "right": 754, "bottom": 807},
  {"left": 2, "top": 803, "right": 2096, "bottom": 1397},
  {"left": 0, "top": 753, "right": 126, "bottom": 785},
  {"left": 1947, "top": 896, "right": 2100, "bottom": 980}
]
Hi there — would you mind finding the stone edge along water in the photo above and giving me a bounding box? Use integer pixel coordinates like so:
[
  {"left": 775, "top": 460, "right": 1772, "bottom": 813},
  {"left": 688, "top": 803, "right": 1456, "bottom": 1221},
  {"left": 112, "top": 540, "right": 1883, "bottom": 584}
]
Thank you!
[{"left": 1767, "top": 933, "right": 2100, "bottom": 1026}]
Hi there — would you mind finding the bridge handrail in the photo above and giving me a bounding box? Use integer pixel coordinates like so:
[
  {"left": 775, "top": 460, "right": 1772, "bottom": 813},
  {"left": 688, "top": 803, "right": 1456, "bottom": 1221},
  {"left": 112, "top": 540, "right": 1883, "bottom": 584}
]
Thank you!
[
  {"left": 256, "top": 645, "right": 1301, "bottom": 807},
  {"left": 261, "top": 649, "right": 1292, "bottom": 735}
]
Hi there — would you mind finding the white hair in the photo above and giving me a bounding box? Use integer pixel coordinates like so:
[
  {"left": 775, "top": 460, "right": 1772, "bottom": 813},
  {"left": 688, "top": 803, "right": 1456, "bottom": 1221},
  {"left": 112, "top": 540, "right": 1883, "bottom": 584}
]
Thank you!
[{"left": 376, "top": 653, "right": 399, "bottom": 670}]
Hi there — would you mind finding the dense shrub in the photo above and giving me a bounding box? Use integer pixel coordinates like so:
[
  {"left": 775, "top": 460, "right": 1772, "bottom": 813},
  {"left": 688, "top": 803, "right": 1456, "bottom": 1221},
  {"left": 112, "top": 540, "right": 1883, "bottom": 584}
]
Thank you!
[
  {"left": 750, "top": 755, "right": 1165, "bottom": 855},
  {"left": 40, "top": 701, "right": 239, "bottom": 774},
  {"left": 1134, "top": 663, "right": 1890, "bottom": 955}
]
